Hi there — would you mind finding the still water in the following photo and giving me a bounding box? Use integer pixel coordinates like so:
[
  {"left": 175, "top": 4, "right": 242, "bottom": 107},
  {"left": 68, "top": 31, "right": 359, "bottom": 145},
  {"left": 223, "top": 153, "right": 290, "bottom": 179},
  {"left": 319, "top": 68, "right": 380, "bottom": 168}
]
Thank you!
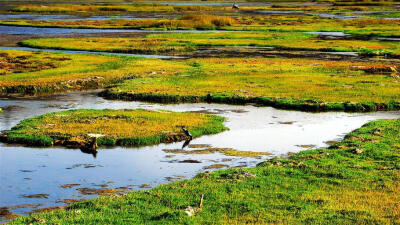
[{"left": 0, "top": 90, "right": 399, "bottom": 218}]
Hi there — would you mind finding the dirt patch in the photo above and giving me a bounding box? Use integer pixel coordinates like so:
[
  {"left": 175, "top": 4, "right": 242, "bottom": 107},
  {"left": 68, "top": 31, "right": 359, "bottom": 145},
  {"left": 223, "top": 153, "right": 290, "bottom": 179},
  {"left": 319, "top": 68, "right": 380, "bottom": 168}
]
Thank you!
[
  {"left": 76, "top": 187, "right": 124, "bottom": 195},
  {"left": 179, "top": 159, "right": 202, "bottom": 163},
  {"left": 203, "top": 164, "right": 229, "bottom": 169},
  {"left": 188, "top": 144, "right": 212, "bottom": 148},
  {"left": 295, "top": 144, "right": 316, "bottom": 149},
  {"left": 60, "top": 184, "right": 80, "bottom": 189},
  {"left": 56, "top": 199, "right": 80, "bottom": 205},
  {"left": 0, "top": 207, "right": 19, "bottom": 220},
  {"left": 163, "top": 147, "right": 271, "bottom": 157},
  {"left": 21, "top": 193, "right": 49, "bottom": 199},
  {"left": 66, "top": 164, "right": 103, "bottom": 169}
]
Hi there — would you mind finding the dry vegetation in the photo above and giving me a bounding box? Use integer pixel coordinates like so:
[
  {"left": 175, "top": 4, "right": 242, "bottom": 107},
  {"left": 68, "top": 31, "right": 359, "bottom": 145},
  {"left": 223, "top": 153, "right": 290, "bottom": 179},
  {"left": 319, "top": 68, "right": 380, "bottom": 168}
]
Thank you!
[
  {"left": 0, "top": 52, "right": 61, "bottom": 75},
  {"left": 0, "top": 109, "right": 227, "bottom": 147}
]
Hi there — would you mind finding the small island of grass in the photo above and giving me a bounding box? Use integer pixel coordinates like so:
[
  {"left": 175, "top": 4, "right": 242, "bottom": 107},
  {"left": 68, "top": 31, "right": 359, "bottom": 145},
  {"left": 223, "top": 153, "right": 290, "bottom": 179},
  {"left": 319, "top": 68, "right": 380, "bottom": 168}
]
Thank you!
[{"left": 0, "top": 109, "right": 227, "bottom": 147}]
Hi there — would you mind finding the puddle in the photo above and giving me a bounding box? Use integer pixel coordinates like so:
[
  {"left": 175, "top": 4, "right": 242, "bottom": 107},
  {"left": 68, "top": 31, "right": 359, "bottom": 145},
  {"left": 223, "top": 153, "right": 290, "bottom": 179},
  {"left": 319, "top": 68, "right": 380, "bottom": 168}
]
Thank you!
[
  {"left": 308, "top": 31, "right": 350, "bottom": 37},
  {"left": 0, "top": 25, "right": 234, "bottom": 35},
  {"left": 0, "top": 90, "right": 399, "bottom": 218},
  {"left": 315, "top": 13, "right": 360, "bottom": 19}
]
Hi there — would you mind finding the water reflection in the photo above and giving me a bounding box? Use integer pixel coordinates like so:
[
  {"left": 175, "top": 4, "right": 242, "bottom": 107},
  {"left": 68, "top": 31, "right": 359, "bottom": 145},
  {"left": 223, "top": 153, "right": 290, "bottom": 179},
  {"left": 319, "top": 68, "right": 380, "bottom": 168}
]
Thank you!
[{"left": 0, "top": 90, "right": 399, "bottom": 218}]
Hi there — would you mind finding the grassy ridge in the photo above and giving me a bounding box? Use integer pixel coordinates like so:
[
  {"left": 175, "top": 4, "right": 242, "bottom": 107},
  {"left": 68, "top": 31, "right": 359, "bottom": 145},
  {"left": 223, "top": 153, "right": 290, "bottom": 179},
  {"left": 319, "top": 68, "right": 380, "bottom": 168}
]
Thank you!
[
  {"left": 0, "top": 50, "right": 186, "bottom": 95},
  {"left": 0, "top": 109, "right": 227, "bottom": 147},
  {"left": 9, "top": 118, "right": 400, "bottom": 224},
  {"left": 101, "top": 57, "right": 400, "bottom": 112},
  {"left": 19, "top": 32, "right": 400, "bottom": 57}
]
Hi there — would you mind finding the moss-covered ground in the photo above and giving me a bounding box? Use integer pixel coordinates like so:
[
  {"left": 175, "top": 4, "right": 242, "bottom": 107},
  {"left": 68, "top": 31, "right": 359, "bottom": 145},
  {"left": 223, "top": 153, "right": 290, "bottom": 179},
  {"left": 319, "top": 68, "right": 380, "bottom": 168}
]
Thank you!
[
  {"left": 0, "top": 109, "right": 227, "bottom": 147},
  {"left": 102, "top": 57, "right": 400, "bottom": 112},
  {"left": 8, "top": 118, "right": 400, "bottom": 224}
]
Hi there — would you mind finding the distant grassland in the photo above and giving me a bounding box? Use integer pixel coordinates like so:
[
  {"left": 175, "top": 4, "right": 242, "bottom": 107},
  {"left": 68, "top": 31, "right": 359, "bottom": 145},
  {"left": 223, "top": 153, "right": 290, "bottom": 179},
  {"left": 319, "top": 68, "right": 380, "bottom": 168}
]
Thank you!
[
  {"left": 9, "top": 118, "right": 400, "bottom": 224},
  {"left": 0, "top": 109, "right": 227, "bottom": 147},
  {"left": 8, "top": 3, "right": 398, "bottom": 14},
  {"left": 0, "top": 50, "right": 186, "bottom": 95},
  {"left": 2, "top": 14, "right": 399, "bottom": 37},
  {"left": 19, "top": 32, "right": 400, "bottom": 56},
  {"left": 102, "top": 57, "right": 400, "bottom": 112}
]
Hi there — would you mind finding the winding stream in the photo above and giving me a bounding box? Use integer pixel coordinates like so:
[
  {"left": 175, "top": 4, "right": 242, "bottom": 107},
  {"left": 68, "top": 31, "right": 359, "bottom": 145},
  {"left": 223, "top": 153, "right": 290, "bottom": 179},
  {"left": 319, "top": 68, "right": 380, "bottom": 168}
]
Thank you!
[
  {"left": 0, "top": 6, "right": 399, "bottom": 221},
  {"left": 0, "top": 90, "right": 399, "bottom": 218}
]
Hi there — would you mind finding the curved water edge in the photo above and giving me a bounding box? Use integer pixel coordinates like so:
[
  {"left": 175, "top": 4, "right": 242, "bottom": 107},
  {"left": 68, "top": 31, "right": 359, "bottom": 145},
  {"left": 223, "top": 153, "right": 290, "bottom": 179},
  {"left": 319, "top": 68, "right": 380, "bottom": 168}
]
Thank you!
[
  {"left": 0, "top": 90, "right": 399, "bottom": 218},
  {"left": 0, "top": 25, "right": 236, "bottom": 35},
  {"left": 0, "top": 14, "right": 170, "bottom": 21},
  {"left": 0, "top": 46, "right": 359, "bottom": 59},
  {"left": 0, "top": 46, "right": 185, "bottom": 59}
]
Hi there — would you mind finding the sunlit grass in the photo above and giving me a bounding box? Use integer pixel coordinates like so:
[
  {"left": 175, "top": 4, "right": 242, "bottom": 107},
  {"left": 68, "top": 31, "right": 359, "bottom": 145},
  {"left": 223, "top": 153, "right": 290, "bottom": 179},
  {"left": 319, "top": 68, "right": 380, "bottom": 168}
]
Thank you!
[
  {"left": 9, "top": 118, "right": 400, "bottom": 224},
  {"left": 103, "top": 57, "right": 400, "bottom": 111},
  {"left": 2, "top": 50, "right": 399, "bottom": 111},
  {"left": 0, "top": 50, "right": 186, "bottom": 95},
  {"left": 20, "top": 32, "right": 400, "bottom": 56},
  {"left": 0, "top": 109, "right": 227, "bottom": 147}
]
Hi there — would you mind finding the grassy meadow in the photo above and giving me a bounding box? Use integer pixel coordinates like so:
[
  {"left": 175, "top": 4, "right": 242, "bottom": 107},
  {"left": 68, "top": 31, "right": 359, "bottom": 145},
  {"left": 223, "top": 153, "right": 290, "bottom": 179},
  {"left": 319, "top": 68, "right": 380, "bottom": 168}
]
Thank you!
[
  {"left": 2, "top": 49, "right": 399, "bottom": 111},
  {"left": 102, "top": 57, "right": 400, "bottom": 112},
  {"left": 0, "top": 109, "right": 227, "bottom": 147},
  {"left": 9, "top": 118, "right": 400, "bottom": 224},
  {"left": 0, "top": 50, "right": 186, "bottom": 95},
  {"left": 19, "top": 31, "right": 400, "bottom": 56}
]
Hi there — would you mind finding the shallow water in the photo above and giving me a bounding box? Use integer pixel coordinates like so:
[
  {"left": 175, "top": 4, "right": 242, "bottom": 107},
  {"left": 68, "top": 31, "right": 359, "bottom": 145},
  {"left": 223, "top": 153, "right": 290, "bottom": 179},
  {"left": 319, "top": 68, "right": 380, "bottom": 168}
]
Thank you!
[
  {"left": 0, "top": 90, "right": 399, "bottom": 218},
  {"left": 0, "top": 25, "right": 232, "bottom": 35},
  {"left": 0, "top": 14, "right": 160, "bottom": 21},
  {"left": 0, "top": 46, "right": 184, "bottom": 59},
  {"left": 308, "top": 31, "right": 350, "bottom": 37}
]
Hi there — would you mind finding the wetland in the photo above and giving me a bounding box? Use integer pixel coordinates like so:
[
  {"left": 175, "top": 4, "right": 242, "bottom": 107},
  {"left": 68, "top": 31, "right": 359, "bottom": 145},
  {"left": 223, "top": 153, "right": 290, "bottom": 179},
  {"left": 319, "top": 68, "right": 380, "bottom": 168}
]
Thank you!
[{"left": 0, "top": 0, "right": 399, "bottom": 224}]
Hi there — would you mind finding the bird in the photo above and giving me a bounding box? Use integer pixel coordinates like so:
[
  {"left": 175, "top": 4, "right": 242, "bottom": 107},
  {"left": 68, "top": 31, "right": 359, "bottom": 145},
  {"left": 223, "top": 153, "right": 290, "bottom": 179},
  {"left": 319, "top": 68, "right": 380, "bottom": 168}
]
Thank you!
[
  {"left": 232, "top": 3, "right": 239, "bottom": 10},
  {"left": 80, "top": 136, "right": 98, "bottom": 157},
  {"left": 181, "top": 126, "right": 193, "bottom": 140},
  {"left": 182, "top": 139, "right": 191, "bottom": 149}
]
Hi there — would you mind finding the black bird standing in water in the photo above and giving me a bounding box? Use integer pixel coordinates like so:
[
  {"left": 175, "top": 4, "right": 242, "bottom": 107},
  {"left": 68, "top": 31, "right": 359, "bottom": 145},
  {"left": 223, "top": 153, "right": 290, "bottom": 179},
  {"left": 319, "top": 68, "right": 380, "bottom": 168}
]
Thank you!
[
  {"left": 181, "top": 126, "right": 193, "bottom": 140},
  {"left": 80, "top": 136, "right": 98, "bottom": 158},
  {"left": 232, "top": 3, "right": 239, "bottom": 10}
]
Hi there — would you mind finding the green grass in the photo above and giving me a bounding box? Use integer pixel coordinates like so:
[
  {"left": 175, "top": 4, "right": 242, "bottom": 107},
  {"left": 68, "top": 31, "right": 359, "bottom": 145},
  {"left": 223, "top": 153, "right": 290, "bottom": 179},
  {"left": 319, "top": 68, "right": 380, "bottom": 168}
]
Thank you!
[
  {"left": 2, "top": 50, "right": 399, "bottom": 112},
  {"left": 0, "top": 109, "right": 227, "bottom": 147},
  {"left": 9, "top": 118, "right": 400, "bottom": 224},
  {"left": 101, "top": 57, "right": 400, "bottom": 112},
  {"left": 0, "top": 50, "right": 186, "bottom": 95},
  {"left": 19, "top": 32, "right": 400, "bottom": 57}
]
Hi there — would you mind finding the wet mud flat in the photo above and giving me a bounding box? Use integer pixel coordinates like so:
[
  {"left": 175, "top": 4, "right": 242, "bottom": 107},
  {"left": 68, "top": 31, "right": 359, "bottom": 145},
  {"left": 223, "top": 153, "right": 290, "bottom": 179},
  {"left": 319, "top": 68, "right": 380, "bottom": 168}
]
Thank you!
[{"left": 0, "top": 90, "right": 399, "bottom": 220}]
